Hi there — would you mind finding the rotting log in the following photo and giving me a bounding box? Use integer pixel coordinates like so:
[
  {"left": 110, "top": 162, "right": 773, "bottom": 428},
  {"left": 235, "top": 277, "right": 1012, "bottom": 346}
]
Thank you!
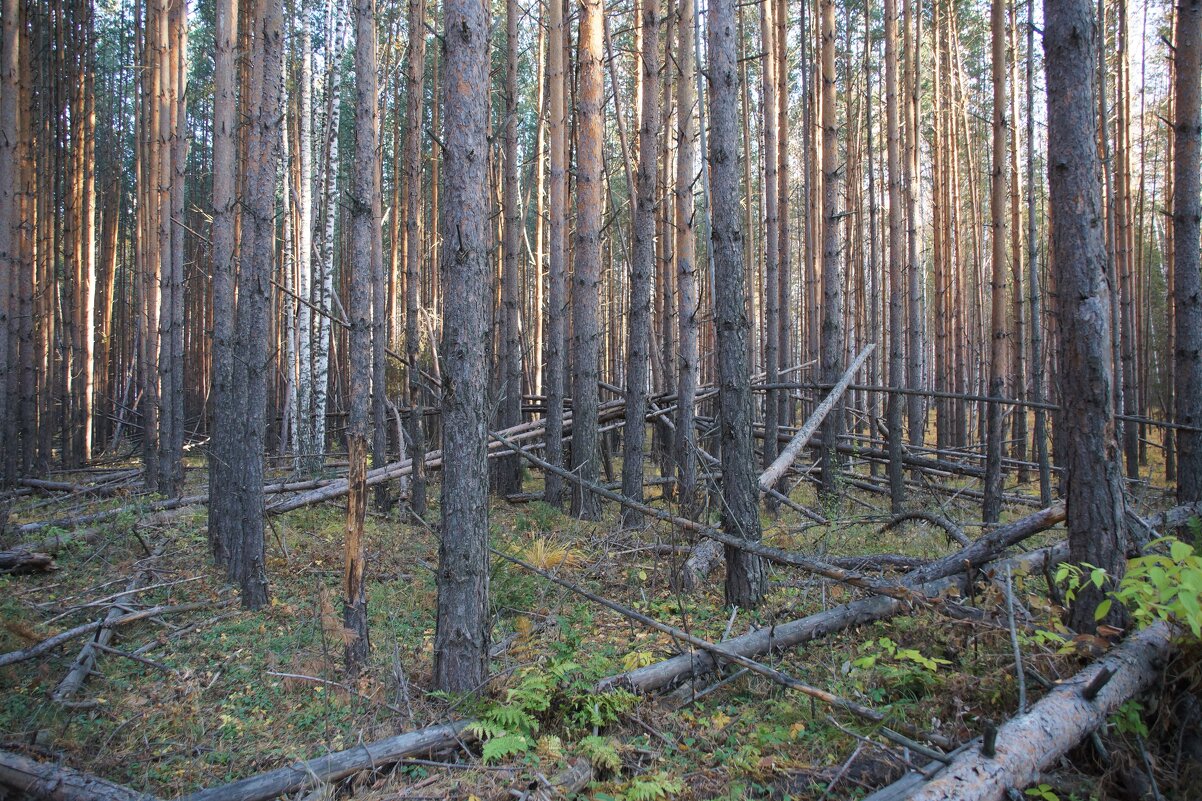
[
  {"left": 873, "top": 619, "right": 1175, "bottom": 801},
  {"left": 0, "top": 749, "right": 160, "bottom": 801},
  {"left": 0, "top": 550, "right": 54, "bottom": 573},
  {"left": 602, "top": 544, "right": 1068, "bottom": 694},
  {"left": 180, "top": 721, "right": 472, "bottom": 801}
]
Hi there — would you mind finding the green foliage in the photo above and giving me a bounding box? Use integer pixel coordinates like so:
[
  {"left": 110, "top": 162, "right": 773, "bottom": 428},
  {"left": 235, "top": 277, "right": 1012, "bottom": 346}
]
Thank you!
[
  {"left": 1025, "top": 783, "right": 1060, "bottom": 801},
  {"left": 1110, "top": 699, "right": 1149, "bottom": 738},
  {"left": 1111, "top": 535, "right": 1202, "bottom": 637},
  {"left": 469, "top": 659, "right": 638, "bottom": 765},
  {"left": 620, "top": 772, "right": 684, "bottom": 801},
  {"left": 578, "top": 735, "right": 622, "bottom": 773},
  {"left": 1055, "top": 533, "right": 1202, "bottom": 638}
]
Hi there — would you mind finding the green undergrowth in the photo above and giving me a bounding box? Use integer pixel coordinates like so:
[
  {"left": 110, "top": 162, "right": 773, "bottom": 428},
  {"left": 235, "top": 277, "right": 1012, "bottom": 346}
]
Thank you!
[{"left": 0, "top": 458, "right": 1193, "bottom": 800}]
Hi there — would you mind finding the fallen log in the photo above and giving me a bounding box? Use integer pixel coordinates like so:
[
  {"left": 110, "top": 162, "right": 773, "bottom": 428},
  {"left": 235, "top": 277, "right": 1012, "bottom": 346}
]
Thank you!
[
  {"left": 491, "top": 431, "right": 918, "bottom": 601},
  {"left": 901, "top": 503, "right": 1065, "bottom": 585},
  {"left": 180, "top": 721, "right": 472, "bottom": 801},
  {"left": 0, "top": 601, "right": 215, "bottom": 669},
  {"left": 0, "top": 749, "right": 160, "bottom": 801},
  {"left": 758, "top": 345, "right": 875, "bottom": 491},
  {"left": 0, "top": 550, "right": 54, "bottom": 573},
  {"left": 601, "top": 544, "right": 1068, "bottom": 695},
  {"left": 871, "top": 619, "right": 1175, "bottom": 801},
  {"left": 52, "top": 552, "right": 159, "bottom": 701},
  {"left": 496, "top": 549, "right": 951, "bottom": 749},
  {"left": 8, "top": 508, "right": 195, "bottom": 557}
]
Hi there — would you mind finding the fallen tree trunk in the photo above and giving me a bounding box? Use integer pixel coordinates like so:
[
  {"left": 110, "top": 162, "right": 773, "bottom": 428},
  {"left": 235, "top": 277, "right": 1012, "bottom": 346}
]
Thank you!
[
  {"left": 0, "top": 749, "right": 160, "bottom": 801},
  {"left": 602, "top": 543, "right": 1068, "bottom": 694},
  {"left": 0, "top": 601, "right": 215, "bottom": 669},
  {"left": 52, "top": 552, "right": 160, "bottom": 701},
  {"left": 0, "top": 550, "right": 54, "bottom": 573},
  {"left": 8, "top": 508, "right": 196, "bottom": 556},
  {"left": 180, "top": 721, "right": 472, "bottom": 801},
  {"left": 491, "top": 432, "right": 916, "bottom": 601},
  {"left": 873, "top": 619, "right": 1175, "bottom": 801},
  {"left": 758, "top": 345, "right": 875, "bottom": 491}
]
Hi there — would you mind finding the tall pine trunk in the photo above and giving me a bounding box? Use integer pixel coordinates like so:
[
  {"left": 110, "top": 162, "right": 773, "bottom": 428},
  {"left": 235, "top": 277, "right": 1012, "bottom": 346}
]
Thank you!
[
  {"left": 434, "top": 0, "right": 491, "bottom": 693},
  {"left": 1174, "top": 0, "right": 1202, "bottom": 508},
  {"left": 569, "top": 0, "right": 604, "bottom": 521},
  {"left": 621, "top": 0, "right": 659, "bottom": 526},
  {"left": 983, "top": 0, "right": 1008, "bottom": 525},
  {"left": 708, "top": 0, "right": 764, "bottom": 608},
  {"left": 1044, "top": 0, "right": 1128, "bottom": 628}
]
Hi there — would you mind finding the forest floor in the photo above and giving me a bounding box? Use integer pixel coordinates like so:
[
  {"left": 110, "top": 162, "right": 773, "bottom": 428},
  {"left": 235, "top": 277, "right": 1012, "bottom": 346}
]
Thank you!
[{"left": 0, "top": 448, "right": 1195, "bottom": 801}]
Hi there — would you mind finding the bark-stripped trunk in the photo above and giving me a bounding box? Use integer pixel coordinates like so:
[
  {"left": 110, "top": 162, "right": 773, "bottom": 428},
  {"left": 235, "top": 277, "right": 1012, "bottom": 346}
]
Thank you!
[
  {"left": 543, "top": 0, "right": 567, "bottom": 508},
  {"left": 495, "top": 0, "right": 523, "bottom": 497},
  {"left": 345, "top": 0, "right": 380, "bottom": 675},
  {"left": 621, "top": 0, "right": 659, "bottom": 526},
  {"left": 818, "top": 0, "right": 842, "bottom": 499},
  {"left": 434, "top": 0, "right": 491, "bottom": 693},
  {"left": 708, "top": 0, "right": 765, "bottom": 608},
  {"left": 674, "top": 0, "right": 699, "bottom": 511},
  {"left": 1044, "top": 0, "right": 1128, "bottom": 628},
  {"left": 984, "top": 0, "right": 1009, "bottom": 525},
  {"left": 884, "top": 0, "right": 905, "bottom": 511},
  {"left": 569, "top": 0, "right": 604, "bottom": 521},
  {"left": 1174, "top": 0, "right": 1202, "bottom": 509}
]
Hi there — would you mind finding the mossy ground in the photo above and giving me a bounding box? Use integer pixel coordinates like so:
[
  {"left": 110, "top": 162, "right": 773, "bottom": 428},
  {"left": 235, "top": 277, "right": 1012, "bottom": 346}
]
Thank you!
[{"left": 0, "top": 444, "right": 1189, "bottom": 800}]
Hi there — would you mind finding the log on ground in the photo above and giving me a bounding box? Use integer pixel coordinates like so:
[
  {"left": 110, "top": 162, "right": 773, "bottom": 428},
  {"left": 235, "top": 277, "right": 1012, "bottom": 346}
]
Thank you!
[
  {"left": 0, "top": 749, "right": 160, "bottom": 801},
  {"left": 873, "top": 619, "right": 1175, "bottom": 801}
]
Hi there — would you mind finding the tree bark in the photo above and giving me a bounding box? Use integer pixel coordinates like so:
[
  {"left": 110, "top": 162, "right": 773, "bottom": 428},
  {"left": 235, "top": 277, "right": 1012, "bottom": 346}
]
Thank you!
[
  {"left": 569, "top": 0, "right": 604, "bottom": 521},
  {"left": 1174, "top": 0, "right": 1202, "bottom": 509},
  {"left": 345, "top": 0, "right": 380, "bottom": 675},
  {"left": 543, "top": 0, "right": 567, "bottom": 508},
  {"left": 621, "top": 0, "right": 660, "bottom": 527},
  {"left": 984, "top": 0, "right": 1009, "bottom": 524},
  {"left": 495, "top": 0, "right": 524, "bottom": 497},
  {"left": 818, "top": 0, "right": 843, "bottom": 499},
  {"left": 884, "top": 0, "right": 906, "bottom": 511},
  {"left": 1044, "top": 0, "right": 1128, "bottom": 629},
  {"left": 227, "top": 0, "right": 282, "bottom": 610},
  {"left": 707, "top": 0, "right": 764, "bottom": 608},
  {"left": 434, "top": 0, "right": 492, "bottom": 693},
  {"left": 208, "top": 0, "right": 238, "bottom": 568},
  {"left": 0, "top": 0, "right": 16, "bottom": 487},
  {"left": 403, "top": 0, "right": 427, "bottom": 515},
  {"left": 674, "top": 0, "right": 700, "bottom": 513}
]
